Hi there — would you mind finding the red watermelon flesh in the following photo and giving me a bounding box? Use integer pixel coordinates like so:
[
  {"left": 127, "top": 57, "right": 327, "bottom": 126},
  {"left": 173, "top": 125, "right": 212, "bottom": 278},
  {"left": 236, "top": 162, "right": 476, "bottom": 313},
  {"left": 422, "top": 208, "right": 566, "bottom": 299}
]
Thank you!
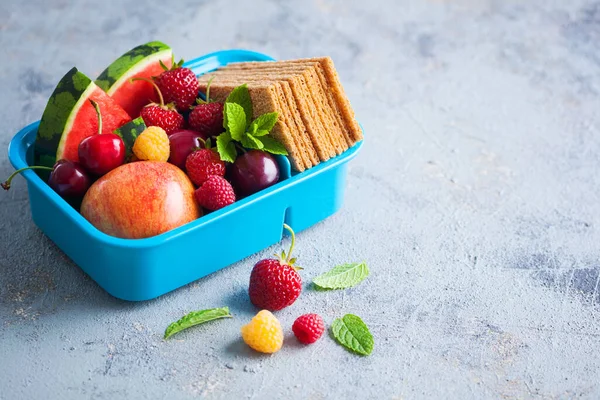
[
  {"left": 58, "top": 86, "right": 131, "bottom": 162},
  {"left": 109, "top": 54, "right": 173, "bottom": 118}
]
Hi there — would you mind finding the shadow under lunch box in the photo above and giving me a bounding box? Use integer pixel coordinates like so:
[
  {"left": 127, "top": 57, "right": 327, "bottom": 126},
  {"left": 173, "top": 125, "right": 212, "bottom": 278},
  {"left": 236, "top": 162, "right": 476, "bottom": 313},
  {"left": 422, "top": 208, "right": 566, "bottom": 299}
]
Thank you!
[{"left": 7, "top": 49, "right": 363, "bottom": 301}]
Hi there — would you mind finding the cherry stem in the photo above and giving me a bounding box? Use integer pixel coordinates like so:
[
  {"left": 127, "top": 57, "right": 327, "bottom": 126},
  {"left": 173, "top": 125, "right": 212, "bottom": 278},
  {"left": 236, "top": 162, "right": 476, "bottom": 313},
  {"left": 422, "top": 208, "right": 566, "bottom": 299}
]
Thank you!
[
  {"left": 283, "top": 223, "right": 295, "bottom": 264},
  {"left": 131, "top": 77, "right": 165, "bottom": 107},
  {"left": 234, "top": 142, "right": 247, "bottom": 154},
  {"left": 89, "top": 100, "right": 102, "bottom": 135},
  {"left": 205, "top": 76, "right": 214, "bottom": 104},
  {"left": 2, "top": 166, "right": 53, "bottom": 190}
]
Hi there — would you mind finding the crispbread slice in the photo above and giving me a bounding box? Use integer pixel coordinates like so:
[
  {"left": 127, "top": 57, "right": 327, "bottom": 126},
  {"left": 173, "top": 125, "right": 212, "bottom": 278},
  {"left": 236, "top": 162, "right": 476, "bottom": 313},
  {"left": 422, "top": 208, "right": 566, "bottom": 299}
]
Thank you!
[
  {"left": 203, "top": 83, "right": 305, "bottom": 171},
  {"left": 202, "top": 76, "right": 320, "bottom": 166},
  {"left": 270, "top": 83, "right": 308, "bottom": 170},
  {"left": 278, "top": 81, "right": 319, "bottom": 166},
  {"left": 209, "top": 67, "right": 349, "bottom": 155},
  {"left": 205, "top": 69, "right": 344, "bottom": 156},
  {"left": 202, "top": 75, "right": 334, "bottom": 161},
  {"left": 204, "top": 64, "right": 355, "bottom": 149},
  {"left": 222, "top": 58, "right": 363, "bottom": 143}
]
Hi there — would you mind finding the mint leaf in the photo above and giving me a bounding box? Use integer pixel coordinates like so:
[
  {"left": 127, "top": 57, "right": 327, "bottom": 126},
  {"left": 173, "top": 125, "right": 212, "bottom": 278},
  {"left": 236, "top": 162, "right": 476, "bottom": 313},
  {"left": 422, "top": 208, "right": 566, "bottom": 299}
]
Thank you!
[
  {"left": 331, "top": 314, "right": 374, "bottom": 356},
  {"left": 164, "top": 307, "right": 232, "bottom": 339},
  {"left": 224, "top": 102, "right": 246, "bottom": 141},
  {"left": 241, "top": 133, "right": 264, "bottom": 150},
  {"left": 313, "top": 262, "right": 369, "bottom": 290},
  {"left": 253, "top": 129, "right": 270, "bottom": 137},
  {"left": 216, "top": 132, "right": 237, "bottom": 163},
  {"left": 259, "top": 136, "right": 288, "bottom": 155},
  {"left": 250, "top": 112, "right": 278, "bottom": 133},
  {"left": 225, "top": 84, "right": 253, "bottom": 128}
]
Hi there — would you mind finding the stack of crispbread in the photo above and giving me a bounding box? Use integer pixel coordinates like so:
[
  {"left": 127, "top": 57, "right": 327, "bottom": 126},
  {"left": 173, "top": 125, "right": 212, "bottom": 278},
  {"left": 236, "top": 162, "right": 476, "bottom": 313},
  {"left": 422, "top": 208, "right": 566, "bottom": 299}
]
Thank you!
[{"left": 197, "top": 57, "right": 362, "bottom": 172}]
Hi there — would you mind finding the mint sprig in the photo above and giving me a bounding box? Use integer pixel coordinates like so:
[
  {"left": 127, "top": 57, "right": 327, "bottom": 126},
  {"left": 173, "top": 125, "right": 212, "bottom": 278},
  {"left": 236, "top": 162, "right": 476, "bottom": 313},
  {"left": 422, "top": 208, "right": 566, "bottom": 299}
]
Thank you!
[
  {"left": 225, "top": 84, "right": 253, "bottom": 128},
  {"left": 331, "top": 314, "right": 374, "bottom": 356},
  {"left": 313, "top": 262, "right": 369, "bottom": 290},
  {"left": 215, "top": 84, "right": 288, "bottom": 162}
]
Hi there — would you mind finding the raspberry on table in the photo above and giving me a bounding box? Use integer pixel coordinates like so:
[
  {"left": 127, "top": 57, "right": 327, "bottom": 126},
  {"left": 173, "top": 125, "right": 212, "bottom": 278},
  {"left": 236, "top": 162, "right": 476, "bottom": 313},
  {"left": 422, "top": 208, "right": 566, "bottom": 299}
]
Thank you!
[
  {"left": 241, "top": 310, "right": 283, "bottom": 354},
  {"left": 292, "top": 313, "right": 325, "bottom": 344},
  {"left": 132, "top": 126, "right": 170, "bottom": 162}
]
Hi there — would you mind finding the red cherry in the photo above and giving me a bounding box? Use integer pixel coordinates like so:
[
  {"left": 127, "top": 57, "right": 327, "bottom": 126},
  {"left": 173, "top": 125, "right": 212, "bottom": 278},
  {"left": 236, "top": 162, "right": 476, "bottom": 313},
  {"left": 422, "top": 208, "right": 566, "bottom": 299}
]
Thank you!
[
  {"left": 48, "top": 160, "right": 91, "bottom": 197},
  {"left": 168, "top": 129, "right": 209, "bottom": 170},
  {"left": 78, "top": 133, "right": 125, "bottom": 176},
  {"left": 229, "top": 150, "right": 280, "bottom": 197},
  {"left": 2, "top": 159, "right": 91, "bottom": 198}
]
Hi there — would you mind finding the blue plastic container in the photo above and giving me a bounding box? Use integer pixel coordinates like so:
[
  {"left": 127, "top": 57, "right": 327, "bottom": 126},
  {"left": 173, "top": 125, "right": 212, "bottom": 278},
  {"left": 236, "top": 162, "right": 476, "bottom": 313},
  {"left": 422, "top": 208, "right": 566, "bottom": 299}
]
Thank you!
[{"left": 7, "top": 50, "right": 363, "bottom": 301}]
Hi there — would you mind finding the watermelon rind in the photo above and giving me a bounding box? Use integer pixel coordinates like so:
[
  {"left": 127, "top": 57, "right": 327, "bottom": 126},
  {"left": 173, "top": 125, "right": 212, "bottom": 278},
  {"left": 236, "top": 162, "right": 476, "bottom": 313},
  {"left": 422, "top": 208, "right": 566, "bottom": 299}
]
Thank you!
[
  {"left": 35, "top": 67, "right": 94, "bottom": 167},
  {"left": 114, "top": 117, "right": 146, "bottom": 160},
  {"left": 95, "top": 41, "right": 172, "bottom": 95}
]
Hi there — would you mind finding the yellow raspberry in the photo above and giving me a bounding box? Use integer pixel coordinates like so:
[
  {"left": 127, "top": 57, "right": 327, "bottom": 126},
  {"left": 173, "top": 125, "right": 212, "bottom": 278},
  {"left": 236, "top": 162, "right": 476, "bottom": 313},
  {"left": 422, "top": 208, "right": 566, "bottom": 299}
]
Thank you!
[
  {"left": 132, "top": 126, "right": 170, "bottom": 162},
  {"left": 241, "top": 310, "right": 283, "bottom": 354}
]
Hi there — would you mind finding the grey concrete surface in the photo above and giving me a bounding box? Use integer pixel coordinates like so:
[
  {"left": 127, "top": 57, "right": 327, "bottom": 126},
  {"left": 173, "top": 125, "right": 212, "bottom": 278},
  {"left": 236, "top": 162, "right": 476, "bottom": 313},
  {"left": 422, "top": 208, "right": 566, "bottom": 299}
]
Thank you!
[{"left": 2, "top": 0, "right": 600, "bottom": 398}]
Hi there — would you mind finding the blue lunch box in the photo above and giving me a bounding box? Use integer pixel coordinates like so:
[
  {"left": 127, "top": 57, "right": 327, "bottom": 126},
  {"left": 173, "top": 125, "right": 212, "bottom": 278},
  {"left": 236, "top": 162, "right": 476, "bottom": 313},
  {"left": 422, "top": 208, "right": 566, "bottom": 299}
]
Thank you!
[{"left": 7, "top": 50, "right": 363, "bottom": 301}]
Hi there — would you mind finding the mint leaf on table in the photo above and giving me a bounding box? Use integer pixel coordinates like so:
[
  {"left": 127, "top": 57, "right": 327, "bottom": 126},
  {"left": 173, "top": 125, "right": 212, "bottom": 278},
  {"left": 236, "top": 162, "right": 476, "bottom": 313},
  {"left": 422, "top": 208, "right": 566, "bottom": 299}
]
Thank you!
[
  {"left": 259, "top": 136, "right": 288, "bottom": 155},
  {"left": 216, "top": 131, "right": 237, "bottom": 163},
  {"left": 241, "top": 134, "right": 264, "bottom": 150},
  {"left": 331, "top": 314, "right": 374, "bottom": 356},
  {"left": 313, "top": 262, "right": 369, "bottom": 290},
  {"left": 249, "top": 112, "right": 278, "bottom": 134},
  {"left": 164, "top": 307, "right": 232, "bottom": 339},
  {"left": 225, "top": 84, "right": 253, "bottom": 128},
  {"left": 224, "top": 102, "right": 247, "bottom": 141}
]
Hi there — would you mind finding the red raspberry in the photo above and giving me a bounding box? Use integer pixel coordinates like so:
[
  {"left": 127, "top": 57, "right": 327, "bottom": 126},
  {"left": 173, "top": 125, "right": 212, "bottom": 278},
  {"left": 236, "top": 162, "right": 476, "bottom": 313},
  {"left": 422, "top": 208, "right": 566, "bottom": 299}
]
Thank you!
[
  {"left": 249, "top": 259, "right": 302, "bottom": 311},
  {"left": 194, "top": 176, "right": 235, "bottom": 211},
  {"left": 189, "top": 102, "right": 224, "bottom": 137},
  {"left": 185, "top": 149, "right": 225, "bottom": 186},
  {"left": 292, "top": 314, "right": 325, "bottom": 344},
  {"left": 140, "top": 105, "right": 184, "bottom": 135},
  {"left": 155, "top": 66, "right": 199, "bottom": 111}
]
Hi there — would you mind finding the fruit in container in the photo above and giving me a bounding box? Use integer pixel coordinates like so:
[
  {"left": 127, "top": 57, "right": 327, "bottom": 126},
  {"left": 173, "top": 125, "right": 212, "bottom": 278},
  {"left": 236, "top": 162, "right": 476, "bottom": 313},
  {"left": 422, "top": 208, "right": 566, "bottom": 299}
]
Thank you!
[
  {"left": 78, "top": 100, "right": 126, "bottom": 176},
  {"left": 2, "top": 159, "right": 91, "bottom": 198},
  {"left": 137, "top": 78, "right": 184, "bottom": 135},
  {"left": 35, "top": 67, "right": 131, "bottom": 168},
  {"left": 132, "top": 126, "right": 170, "bottom": 162},
  {"left": 167, "top": 129, "right": 209, "bottom": 170},
  {"left": 229, "top": 150, "right": 280, "bottom": 197},
  {"left": 154, "top": 60, "right": 199, "bottom": 111},
  {"left": 194, "top": 176, "right": 235, "bottom": 211},
  {"left": 188, "top": 77, "right": 224, "bottom": 137},
  {"left": 80, "top": 161, "right": 201, "bottom": 239},
  {"left": 95, "top": 41, "right": 173, "bottom": 118},
  {"left": 113, "top": 117, "right": 147, "bottom": 161},
  {"left": 185, "top": 148, "right": 225, "bottom": 186}
]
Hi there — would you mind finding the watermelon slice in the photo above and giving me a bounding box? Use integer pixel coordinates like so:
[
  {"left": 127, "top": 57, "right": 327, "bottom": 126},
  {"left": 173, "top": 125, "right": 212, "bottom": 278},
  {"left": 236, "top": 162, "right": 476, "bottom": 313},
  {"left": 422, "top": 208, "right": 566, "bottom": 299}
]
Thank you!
[
  {"left": 114, "top": 117, "right": 146, "bottom": 161},
  {"left": 95, "top": 41, "right": 173, "bottom": 118},
  {"left": 35, "top": 67, "right": 131, "bottom": 168}
]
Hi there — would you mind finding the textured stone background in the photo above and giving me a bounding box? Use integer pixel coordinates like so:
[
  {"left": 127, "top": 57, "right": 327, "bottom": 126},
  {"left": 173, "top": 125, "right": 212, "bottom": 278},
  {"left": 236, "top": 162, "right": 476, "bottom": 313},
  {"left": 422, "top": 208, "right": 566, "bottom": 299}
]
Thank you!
[{"left": 2, "top": 0, "right": 600, "bottom": 398}]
